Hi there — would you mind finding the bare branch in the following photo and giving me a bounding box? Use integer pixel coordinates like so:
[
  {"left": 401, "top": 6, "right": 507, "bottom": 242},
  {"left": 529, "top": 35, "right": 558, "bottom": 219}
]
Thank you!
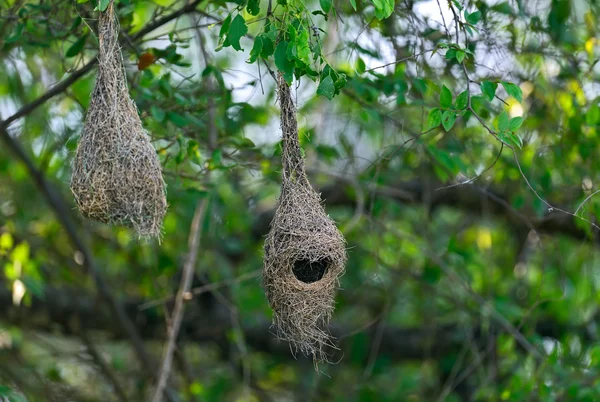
[{"left": 151, "top": 198, "right": 209, "bottom": 402}]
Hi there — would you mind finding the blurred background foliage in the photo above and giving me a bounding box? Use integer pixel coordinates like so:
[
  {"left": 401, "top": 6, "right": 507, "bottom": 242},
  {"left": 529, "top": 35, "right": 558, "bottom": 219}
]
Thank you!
[{"left": 1, "top": 0, "right": 600, "bottom": 400}]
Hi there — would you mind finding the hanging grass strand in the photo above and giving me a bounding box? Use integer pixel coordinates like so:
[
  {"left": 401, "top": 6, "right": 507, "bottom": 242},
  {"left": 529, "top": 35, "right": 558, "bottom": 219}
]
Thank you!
[
  {"left": 70, "top": 1, "right": 167, "bottom": 237},
  {"left": 263, "top": 73, "right": 347, "bottom": 365}
]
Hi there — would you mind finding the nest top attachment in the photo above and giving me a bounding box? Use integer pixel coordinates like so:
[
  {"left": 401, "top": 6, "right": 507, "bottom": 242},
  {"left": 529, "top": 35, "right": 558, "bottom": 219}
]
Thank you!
[
  {"left": 263, "top": 74, "right": 347, "bottom": 364},
  {"left": 70, "top": 2, "right": 167, "bottom": 238}
]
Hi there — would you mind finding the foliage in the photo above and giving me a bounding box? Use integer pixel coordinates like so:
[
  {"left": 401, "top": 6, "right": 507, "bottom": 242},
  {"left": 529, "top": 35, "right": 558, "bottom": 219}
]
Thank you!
[{"left": 1, "top": 0, "right": 600, "bottom": 401}]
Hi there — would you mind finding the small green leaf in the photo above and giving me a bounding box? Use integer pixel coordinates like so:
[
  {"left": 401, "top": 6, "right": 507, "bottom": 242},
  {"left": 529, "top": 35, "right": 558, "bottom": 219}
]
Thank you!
[
  {"left": 499, "top": 131, "right": 522, "bottom": 148},
  {"left": 509, "top": 116, "right": 523, "bottom": 131},
  {"left": 466, "top": 10, "right": 481, "bottom": 25},
  {"left": 261, "top": 36, "right": 274, "bottom": 58},
  {"left": 456, "top": 90, "right": 469, "bottom": 109},
  {"left": 228, "top": 14, "right": 247, "bottom": 51},
  {"left": 498, "top": 111, "right": 509, "bottom": 130},
  {"left": 501, "top": 81, "right": 523, "bottom": 102},
  {"left": 440, "top": 85, "right": 452, "bottom": 108},
  {"left": 481, "top": 81, "right": 497, "bottom": 101},
  {"left": 427, "top": 108, "right": 442, "bottom": 128},
  {"left": 219, "top": 14, "right": 232, "bottom": 41},
  {"left": 349, "top": 0, "right": 357, "bottom": 11},
  {"left": 320, "top": 0, "right": 332, "bottom": 13},
  {"left": 445, "top": 48, "right": 457, "bottom": 60},
  {"left": 455, "top": 50, "right": 465, "bottom": 63},
  {"left": 442, "top": 110, "right": 457, "bottom": 131},
  {"left": 6, "top": 23, "right": 24, "bottom": 44},
  {"left": 99, "top": 0, "right": 111, "bottom": 12},
  {"left": 65, "top": 34, "right": 88, "bottom": 57},
  {"left": 167, "top": 111, "right": 189, "bottom": 127},
  {"left": 586, "top": 103, "right": 600, "bottom": 125},
  {"left": 356, "top": 57, "right": 366, "bottom": 74},
  {"left": 247, "top": 0, "right": 260, "bottom": 15},
  {"left": 247, "top": 36, "right": 263, "bottom": 63},
  {"left": 317, "top": 76, "right": 335, "bottom": 100},
  {"left": 510, "top": 132, "right": 523, "bottom": 148},
  {"left": 491, "top": 2, "right": 514, "bottom": 15},
  {"left": 150, "top": 106, "right": 166, "bottom": 123},
  {"left": 274, "top": 41, "right": 294, "bottom": 83},
  {"left": 296, "top": 28, "right": 311, "bottom": 64},
  {"left": 372, "top": 0, "right": 394, "bottom": 20}
]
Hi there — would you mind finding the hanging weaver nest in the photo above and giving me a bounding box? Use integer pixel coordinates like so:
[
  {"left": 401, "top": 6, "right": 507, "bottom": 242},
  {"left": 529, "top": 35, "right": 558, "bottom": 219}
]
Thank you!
[
  {"left": 263, "top": 73, "right": 347, "bottom": 364},
  {"left": 70, "top": 2, "right": 167, "bottom": 237}
]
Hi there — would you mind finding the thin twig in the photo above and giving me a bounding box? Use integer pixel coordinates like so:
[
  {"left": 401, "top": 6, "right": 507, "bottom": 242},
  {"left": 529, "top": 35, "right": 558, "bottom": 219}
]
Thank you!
[
  {"left": 363, "top": 49, "right": 433, "bottom": 73},
  {"left": 151, "top": 198, "right": 209, "bottom": 402},
  {"left": 138, "top": 270, "right": 261, "bottom": 310},
  {"left": 574, "top": 188, "right": 600, "bottom": 216}
]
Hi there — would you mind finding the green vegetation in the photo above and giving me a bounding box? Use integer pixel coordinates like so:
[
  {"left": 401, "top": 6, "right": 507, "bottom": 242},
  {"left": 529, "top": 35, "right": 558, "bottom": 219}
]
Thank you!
[{"left": 0, "top": 0, "right": 600, "bottom": 400}]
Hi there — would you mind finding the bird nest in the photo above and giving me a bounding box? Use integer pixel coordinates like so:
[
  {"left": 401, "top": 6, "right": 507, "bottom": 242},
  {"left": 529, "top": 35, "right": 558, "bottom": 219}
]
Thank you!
[
  {"left": 70, "top": 2, "right": 167, "bottom": 237},
  {"left": 263, "top": 74, "right": 347, "bottom": 364}
]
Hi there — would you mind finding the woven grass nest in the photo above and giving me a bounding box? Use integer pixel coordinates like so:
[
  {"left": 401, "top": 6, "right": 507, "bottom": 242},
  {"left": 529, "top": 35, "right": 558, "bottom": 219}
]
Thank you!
[
  {"left": 70, "top": 2, "right": 166, "bottom": 237},
  {"left": 263, "top": 74, "right": 347, "bottom": 364}
]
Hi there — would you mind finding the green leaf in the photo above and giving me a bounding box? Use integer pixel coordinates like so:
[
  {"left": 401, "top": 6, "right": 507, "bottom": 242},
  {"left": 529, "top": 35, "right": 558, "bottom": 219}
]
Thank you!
[
  {"left": 442, "top": 110, "right": 457, "bottom": 131},
  {"left": 320, "top": 0, "right": 332, "bottom": 13},
  {"left": 427, "top": 108, "right": 442, "bottom": 129},
  {"left": 481, "top": 81, "right": 497, "bottom": 101},
  {"left": 499, "top": 131, "right": 523, "bottom": 148},
  {"left": 445, "top": 48, "right": 457, "bottom": 60},
  {"left": 455, "top": 50, "right": 465, "bottom": 63},
  {"left": 219, "top": 14, "right": 232, "bottom": 41},
  {"left": 501, "top": 81, "right": 523, "bottom": 102},
  {"left": 274, "top": 41, "right": 294, "bottom": 83},
  {"left": 466, "top": 11, "right": 481, "bottom": 25},
  {"left": 65, "top": 34, "right": 88, "bottom": 57},
  {"left": 6, "top": 23, "right": 24, "bottom": 44},
  {"left": 216, "top": 14, "right": 232, "bottom": 50},
  {"left": 491, "top": 2, "right": 514, "bottom": 15},
  {"left": 261, "top": 36, "right": 274, "bottom": 58},
  {"left": 167, "top": 111, "right": 189, "bottom": 127},
  {"left": 498, "top": 111, "right": 509, "bottom": 130},
  {"left": 349, "top": 0, "right": 357, "bottom": 10},
  {"left": 451, "top": 0, "right": 462, "bottom": 10},
  {"left": 440, "top": 85, "right": 452, "bottom": 108},
  {"left": 150, "top": 106, "right": 166, "bottom": 123},
  {"left": 456, "top": 90, "right": 469, "bottom": 109},
  {"left": 509, "top": 116, "right": 523, "bottom": 130},
  {"left": 317, "top": 76, "right": 335, "bottom": 100},
  {"left": 586, "top": 103, "right": 600, "bottom": 125},
  {"left": 428, "top": 145, "right": 460, "bottom": 174},
  {"left": 247, "top": 36, "right": 263, "bottom": 63},
  {"left": 356, "top": 57, "right": 366, "bottom": 74},
  {"left": 228, "top": 14, "right": 247, "bottom": 51},
  {"left": 372, "top": 0, "right": 394, "bottom": 20},
  {"left": 99, "top": 0, "right": 111, "bottom": 12},
  {"left": 296, "top": 28, "right": 311, "bottom": 64},
  {"left": 247, "top": 0, "right": 260, "bottom": 15}
]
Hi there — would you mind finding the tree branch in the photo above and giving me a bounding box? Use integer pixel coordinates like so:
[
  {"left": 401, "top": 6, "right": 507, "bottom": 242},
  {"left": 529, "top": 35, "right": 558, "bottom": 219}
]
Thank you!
[
  {"left": 2, "top": 0, "right": 204, "bottom": 129},
  {"left": 0, "top": 283, "right": 593, "bottom": 363},
  {"left": 152, "top": 198, "right": 208, "bottom": 402}
]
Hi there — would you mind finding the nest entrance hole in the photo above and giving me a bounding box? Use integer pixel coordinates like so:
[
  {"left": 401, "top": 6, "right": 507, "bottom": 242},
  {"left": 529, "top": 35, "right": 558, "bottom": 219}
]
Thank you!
[{"left": 292, "top": 258, "right": 330, "bottom": 284}]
